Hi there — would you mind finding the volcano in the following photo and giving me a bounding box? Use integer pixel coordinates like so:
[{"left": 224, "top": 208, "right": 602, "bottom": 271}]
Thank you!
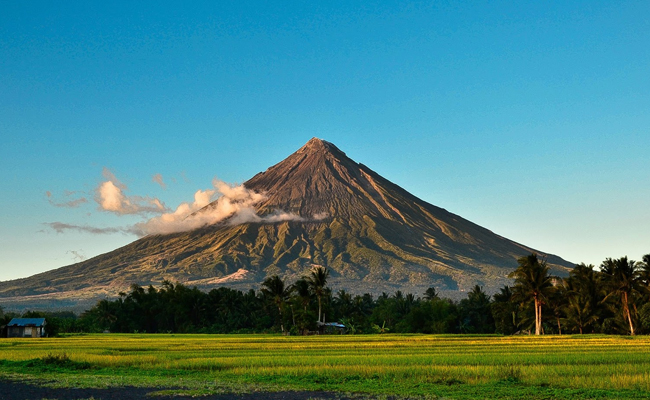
[{"left": 0, "top": 138, "right": 572, "bottom": 308}]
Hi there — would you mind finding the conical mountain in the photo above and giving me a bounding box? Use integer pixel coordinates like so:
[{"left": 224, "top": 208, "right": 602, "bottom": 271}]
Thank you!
[{"left": 0, "top": 138, "right": 572, "bottom": 308}]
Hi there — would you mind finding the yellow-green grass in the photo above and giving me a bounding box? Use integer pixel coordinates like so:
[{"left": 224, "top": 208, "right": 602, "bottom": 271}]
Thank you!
[{"left": 1, "top": 334, "right": 650, "bottom": 399}]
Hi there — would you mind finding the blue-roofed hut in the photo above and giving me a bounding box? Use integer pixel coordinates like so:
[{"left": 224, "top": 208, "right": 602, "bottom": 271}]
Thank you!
[{"left": 6, "top": 318, "right": 47, "bottom": 338}]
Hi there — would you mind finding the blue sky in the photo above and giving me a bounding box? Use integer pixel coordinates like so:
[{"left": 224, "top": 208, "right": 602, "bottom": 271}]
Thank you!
[{"left": 1, "top": 1, "right": 649, "bottom": 281}]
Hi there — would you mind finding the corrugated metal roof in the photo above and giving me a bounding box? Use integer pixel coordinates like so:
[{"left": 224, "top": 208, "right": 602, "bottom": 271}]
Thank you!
[
  {"left": 7, "top": 318, "right": 46, "bottom": 327},
  {"left": 323, "top": 322, "right": 346, "bottom": 328}
]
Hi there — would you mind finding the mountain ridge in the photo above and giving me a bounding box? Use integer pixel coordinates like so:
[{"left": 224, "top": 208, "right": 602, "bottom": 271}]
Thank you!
[{"left": 0, "top": 137, "right": 573, "bottom": 309}]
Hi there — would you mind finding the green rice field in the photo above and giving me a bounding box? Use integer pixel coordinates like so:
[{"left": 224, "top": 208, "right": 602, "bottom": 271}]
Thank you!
[{"left": 1, "top": 334, "right": 650, "bottom": 399}]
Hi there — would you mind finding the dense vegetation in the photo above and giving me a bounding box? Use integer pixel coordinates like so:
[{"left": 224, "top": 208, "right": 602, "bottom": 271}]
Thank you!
[{"left": 2, "top": 253, "right": 650, "bottom": 337}]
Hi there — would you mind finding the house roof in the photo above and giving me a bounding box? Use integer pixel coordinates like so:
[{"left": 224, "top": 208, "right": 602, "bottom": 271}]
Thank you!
[
  {"left": 323, "top": 322, "right": 346, "bottom": 328},
  {"left": 7, "top": 318, "right": 46, "bottom": 327}
]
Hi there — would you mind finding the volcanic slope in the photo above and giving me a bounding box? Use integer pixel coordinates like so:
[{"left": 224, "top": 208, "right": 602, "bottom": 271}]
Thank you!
[{"left": 0, "top": 138, "right": 572, "bottom": 305}]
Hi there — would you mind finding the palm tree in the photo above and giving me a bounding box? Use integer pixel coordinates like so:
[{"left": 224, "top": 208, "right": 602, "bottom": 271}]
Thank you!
[
  {"left": 261, "top": 275, "right": 291, "bottom": 332},
  {"left": 92, "top": 299, "right": 118, "bottom": 331},
  {"left": 509, "top": 253, "right": 554, "bottom": 335},
  {"left": 307, "top": 266, "right": 329, "bottom": 323},
  {"left": 547, "top": 283, "right": 567, "bottom": 334},
  {"left": 292, "top": 278, "right": 312, "bottom": 312},
  {"left": 423, "top": 287, "right": 439, "bottom": 301},
  {"left": 563, "top": 294, "right": 599, "bottom": 334},
  {"left": 491, "top": 285, "right": 519, "bottom": 335},
  {"left": 563, "top": 263, "right": 602, "bottom": 334},
  {"left": 639, "top": 254, "right": 650, "bottom": 301},
  {"left": 643, "top": 254, "right": 650, "bottom": 267},
  {"left": 334, "top": 289, "right": 353, "bottom": 318},
  {"left": 459, "top": 285, "right": 494, "bottom": 333},
  {"left": 601, "top": 257, "right": 640, "bottom": 335}
]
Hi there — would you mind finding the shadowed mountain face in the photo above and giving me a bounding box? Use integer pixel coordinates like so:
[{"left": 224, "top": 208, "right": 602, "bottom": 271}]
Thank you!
[{"left": 0, "top": 138, "right": 572, "bottom": 308}]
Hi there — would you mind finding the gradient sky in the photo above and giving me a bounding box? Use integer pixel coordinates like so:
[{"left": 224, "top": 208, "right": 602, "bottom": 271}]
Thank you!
[{"left": 1, "top": 1, "right": 649, "bottom": 282}]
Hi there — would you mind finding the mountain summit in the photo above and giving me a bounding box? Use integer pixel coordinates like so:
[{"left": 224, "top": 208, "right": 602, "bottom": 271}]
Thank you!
[
  {"left": 245, "top": 137, "right": 412, "bottom": 220},
  {"left": 0, "top": 138, "right": 572, "bottom": 308}
]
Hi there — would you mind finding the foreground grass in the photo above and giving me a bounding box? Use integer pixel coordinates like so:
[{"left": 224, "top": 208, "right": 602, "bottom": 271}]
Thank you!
[{"left": 1, "top": 334, "right": 650, "bottom": 399}]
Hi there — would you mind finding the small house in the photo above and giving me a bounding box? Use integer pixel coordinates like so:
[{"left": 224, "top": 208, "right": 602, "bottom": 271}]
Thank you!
[
  {"left": 317, "top": 321, "right": 346, "bottom": 334},
  {"left": 6, "top": 318, "right": 47, "bottom": 338}
]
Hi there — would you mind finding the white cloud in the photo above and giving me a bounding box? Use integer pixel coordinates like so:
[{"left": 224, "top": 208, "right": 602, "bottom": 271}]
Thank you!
[
  {"left": 131, "top": 179, "right": 306, "bottom": 236},
  {"left": 45, "top": 190, "right": 88, "bottom": 208},
  {"left": 312, "top": 212, "right": 329, "bottom": 220},
  {"left": 44, "top": 222, "right": 124, "bottom": 235},
  {"left": 152, "top": 173, "right": 166, "bottom": 189},
  {"left": 95, "top": 168, "right": 167, "bottom": 215},
  {"left": 48, "top": 172, "right": 325, "bottom": 238},
  {"left": 66, "top": 250, "right": 87, "bottom": 262}
]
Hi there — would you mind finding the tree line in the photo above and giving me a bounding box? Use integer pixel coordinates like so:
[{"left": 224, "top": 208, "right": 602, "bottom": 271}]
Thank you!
[
  {"left": 2, "top": 253, "right": 650, "bottom": 336},
  {"left": 505, "top": 253, "right": 650, "bottom": 336}
]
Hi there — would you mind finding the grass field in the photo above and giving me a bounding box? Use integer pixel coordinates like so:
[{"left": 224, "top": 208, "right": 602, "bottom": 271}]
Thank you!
[{"left": 1, "top": 334, "right": 650, "bottom": 399}]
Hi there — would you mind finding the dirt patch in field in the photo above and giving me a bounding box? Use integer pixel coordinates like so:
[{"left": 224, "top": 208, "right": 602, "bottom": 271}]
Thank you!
[{"left": 0, "top": 380, "right": 365, "bottom": 400}]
